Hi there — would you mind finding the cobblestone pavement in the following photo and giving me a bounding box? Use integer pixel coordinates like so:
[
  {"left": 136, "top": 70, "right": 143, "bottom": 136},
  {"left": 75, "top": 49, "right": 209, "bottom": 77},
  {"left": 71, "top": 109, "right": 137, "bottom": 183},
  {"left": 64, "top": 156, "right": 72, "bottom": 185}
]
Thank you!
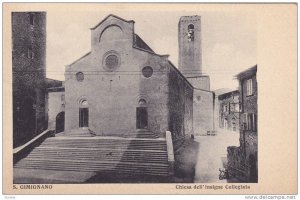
[{"left": 194, "top": 130, "right": 240, "bottom": 183}]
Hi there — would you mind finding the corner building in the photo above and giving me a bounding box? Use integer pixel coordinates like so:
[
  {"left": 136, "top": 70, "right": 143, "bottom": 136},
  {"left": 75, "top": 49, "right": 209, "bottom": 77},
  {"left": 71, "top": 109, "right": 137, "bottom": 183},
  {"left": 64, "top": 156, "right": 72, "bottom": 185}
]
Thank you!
[
  {"left": 64, "top": 15, "right": 194, "bottom": 138},
  {"left": 227, "top": 65, "right": 258, "bottom": 182}
]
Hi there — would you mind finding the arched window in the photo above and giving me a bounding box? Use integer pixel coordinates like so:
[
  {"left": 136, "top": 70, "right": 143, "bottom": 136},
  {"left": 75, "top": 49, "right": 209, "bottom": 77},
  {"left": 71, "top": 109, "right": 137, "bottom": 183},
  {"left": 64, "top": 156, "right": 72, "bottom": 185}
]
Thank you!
[
  {"left": 188, "top": 24, "right": 194, "bottom": 30},
  {"left": 187, "top": 24, "right": 194, "bottom": 42}
]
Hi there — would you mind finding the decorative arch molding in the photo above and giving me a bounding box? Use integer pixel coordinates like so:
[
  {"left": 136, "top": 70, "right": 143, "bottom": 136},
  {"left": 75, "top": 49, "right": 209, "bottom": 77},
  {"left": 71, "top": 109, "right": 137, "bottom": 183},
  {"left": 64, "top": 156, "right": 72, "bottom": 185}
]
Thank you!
[
  {"left": 99, "top": 24, "right": 123, "bottom": 42},
  {"left": 77, "top": 96, "right": 88, "bottom": 106},
  {"left": 135, "top": 94, "right": 150, "bottom": 106}
]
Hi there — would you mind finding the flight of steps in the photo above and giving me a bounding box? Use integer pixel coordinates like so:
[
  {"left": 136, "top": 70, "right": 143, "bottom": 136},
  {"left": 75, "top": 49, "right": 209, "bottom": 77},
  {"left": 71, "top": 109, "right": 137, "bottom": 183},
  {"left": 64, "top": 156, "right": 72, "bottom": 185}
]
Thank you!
[{"left": 14, "top": 136, "right": 170, "bottom": 177}]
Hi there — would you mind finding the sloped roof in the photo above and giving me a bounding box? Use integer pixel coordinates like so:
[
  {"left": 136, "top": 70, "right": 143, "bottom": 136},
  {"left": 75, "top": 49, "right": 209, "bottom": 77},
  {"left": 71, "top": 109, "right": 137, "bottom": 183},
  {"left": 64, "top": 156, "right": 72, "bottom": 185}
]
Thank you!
[
  {"left": 214, "top": 88, "right": 234, "bottom": 96},
  {"left": 235, "top": 65, "right": 257, "bottom": 80},
  {"left": 45, "top": 78, "right": 63, "bottom": 88},
  {"left": 133, "top": 34, "right": 155, "bottom": 53},
  {"left": 66, "top": 52, "right": 91, "bottom": 67},
  {"left": 218, "top": 90, "right": 239, "bottom": 100}
]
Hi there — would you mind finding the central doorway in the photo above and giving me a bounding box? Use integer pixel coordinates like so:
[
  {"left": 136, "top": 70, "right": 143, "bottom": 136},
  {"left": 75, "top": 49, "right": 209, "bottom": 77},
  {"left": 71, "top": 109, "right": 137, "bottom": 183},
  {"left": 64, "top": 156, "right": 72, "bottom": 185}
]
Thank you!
[
  {"left": 79, "top": 100, "right": 89, "bottom": 127},
  {"left": 136, "top": 107, "right": 148, "bottom": 129}
]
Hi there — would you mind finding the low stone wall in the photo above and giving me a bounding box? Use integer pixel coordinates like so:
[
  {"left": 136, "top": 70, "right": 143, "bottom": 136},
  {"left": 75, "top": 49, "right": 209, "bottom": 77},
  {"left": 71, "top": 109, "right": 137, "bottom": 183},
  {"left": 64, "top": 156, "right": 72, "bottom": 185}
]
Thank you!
[
  {"left": 13, "top": 129, "right": 54, "bottom": 164},
  {"left": 166, "top": 131, "right": 175, "bottom": 176}
]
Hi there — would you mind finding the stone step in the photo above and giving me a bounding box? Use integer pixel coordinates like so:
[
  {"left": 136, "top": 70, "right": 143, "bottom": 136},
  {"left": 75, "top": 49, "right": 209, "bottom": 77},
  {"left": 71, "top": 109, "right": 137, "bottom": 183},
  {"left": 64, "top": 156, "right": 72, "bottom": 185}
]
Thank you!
[
  {"left": 42, "top": 142, "right": 167, "bottom": 146},
  {"left": 37, "top": 147, "right": 166, "bottom": 152},
  {"left": 33, "top": 146, "right": 167, "bottom": 153},
  {"left": 43, "top": 140, "right": 167, "bottom": 146},
  {"left": 43, "top": 138, "right": 166, "bottom": 144},
  {"left": 26, "top": 151, "right": 168, "bottom": 159},
  {"left": 25, "top": 156, "right": 167, "bottom": 164},
  {"left": 46, "top": 136, "right": 166, "bottom": 141},
  {"left": 14, "top": 159, "right": 169, "bottom": 176},
  {"left": 25, "top": 147, "right": 168, "bottom": 164},
  {"left": 14, "top": 165, "right": 169, "bottom": 176},
  {"left": 24, "top": 157, "right": 168, "bottom": 165},
  {"left": 15, "top": 158, "right": 169, "bottom": 167},
  {"left": 29, "top": 151, "right": 168, "bottom": 159},
  {"left": 15, "top": 136, "right": 170, "bottom": 177},
  {"left": 39, "top": 144, "right": 167, "bottom": 151}
]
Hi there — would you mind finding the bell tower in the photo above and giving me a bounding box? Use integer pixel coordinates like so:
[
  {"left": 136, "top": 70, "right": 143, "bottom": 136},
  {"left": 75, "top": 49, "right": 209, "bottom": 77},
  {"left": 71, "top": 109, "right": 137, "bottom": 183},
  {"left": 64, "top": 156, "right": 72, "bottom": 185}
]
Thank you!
[{"left": 178, "top": 15, "right": 202, "bottom": 77}]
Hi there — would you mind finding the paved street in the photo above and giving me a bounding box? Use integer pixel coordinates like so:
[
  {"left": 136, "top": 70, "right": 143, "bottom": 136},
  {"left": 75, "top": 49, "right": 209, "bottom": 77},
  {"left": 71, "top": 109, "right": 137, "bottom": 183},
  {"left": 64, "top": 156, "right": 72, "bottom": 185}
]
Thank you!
[{"left": 194, "top": 130, "right": 240, "bottom": 183}]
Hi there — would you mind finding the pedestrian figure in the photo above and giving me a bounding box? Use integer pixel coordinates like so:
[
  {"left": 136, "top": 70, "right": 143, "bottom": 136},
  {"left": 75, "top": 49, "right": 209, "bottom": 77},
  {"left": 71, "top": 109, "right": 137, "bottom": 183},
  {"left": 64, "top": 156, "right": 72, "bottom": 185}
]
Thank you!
[{"left": 191, "top": 134, "right": 194, "bottom": 140}]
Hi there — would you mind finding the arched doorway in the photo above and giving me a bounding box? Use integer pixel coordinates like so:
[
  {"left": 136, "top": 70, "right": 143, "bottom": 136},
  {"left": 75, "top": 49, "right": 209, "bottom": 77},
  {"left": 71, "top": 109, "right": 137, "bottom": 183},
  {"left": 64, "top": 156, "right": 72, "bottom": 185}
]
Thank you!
[
  {"left": 55, "top": 111, "right": 65, "bottom": 133},
  {"left": 79, "top": 100, "right": 89, "bottom": 128},
  {"left": 136, "top": 99, "right": 148, "bottom": 129}
]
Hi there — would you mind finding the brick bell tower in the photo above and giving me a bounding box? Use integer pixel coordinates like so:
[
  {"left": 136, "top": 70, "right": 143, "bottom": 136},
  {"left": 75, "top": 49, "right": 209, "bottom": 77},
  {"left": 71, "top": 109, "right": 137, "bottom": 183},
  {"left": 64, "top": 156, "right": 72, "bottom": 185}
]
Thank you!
[
  {"left": 178, "top": 15, "right": 202, "bottom": 77},
  {"left": 178, "top": 15, "right": 210, "bottom": 90}
]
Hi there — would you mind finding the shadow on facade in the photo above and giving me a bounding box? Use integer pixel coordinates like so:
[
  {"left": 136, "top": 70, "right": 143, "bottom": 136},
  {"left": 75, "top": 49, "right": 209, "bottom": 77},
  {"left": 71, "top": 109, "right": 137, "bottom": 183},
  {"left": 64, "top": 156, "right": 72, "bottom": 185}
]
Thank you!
[
  {"left": 85, "top": 132, "right": 171, "bottom": 183},
  {"left": 173, "top": 138, "right": 199, "bottom": 183},
  {"left": 85, "top": 136, "right": 200, "bottom": 183},
  {"left": 55, "top": 112, "right": 65, "bottom": 133}
]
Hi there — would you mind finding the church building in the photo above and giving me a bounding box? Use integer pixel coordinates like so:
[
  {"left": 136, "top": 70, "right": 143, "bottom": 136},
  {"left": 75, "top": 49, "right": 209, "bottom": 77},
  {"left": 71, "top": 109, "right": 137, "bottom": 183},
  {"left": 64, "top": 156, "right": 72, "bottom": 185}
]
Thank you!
[{"left": 48, "top": 14, "right": 215, "bottom": 139}]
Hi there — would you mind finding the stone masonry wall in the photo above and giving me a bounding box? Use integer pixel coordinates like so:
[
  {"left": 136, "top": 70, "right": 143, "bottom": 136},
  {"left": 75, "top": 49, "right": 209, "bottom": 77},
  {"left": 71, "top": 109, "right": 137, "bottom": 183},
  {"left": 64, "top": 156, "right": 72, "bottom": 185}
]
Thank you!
[
  {"left": 193, "top": 89, "right": 214, "bottom": 135},
  {"left": 168, "top": 66, "right": 193, "bottom": 139},
  {"left": 12, "top": 12, "right": 47, "bottom": 147}
]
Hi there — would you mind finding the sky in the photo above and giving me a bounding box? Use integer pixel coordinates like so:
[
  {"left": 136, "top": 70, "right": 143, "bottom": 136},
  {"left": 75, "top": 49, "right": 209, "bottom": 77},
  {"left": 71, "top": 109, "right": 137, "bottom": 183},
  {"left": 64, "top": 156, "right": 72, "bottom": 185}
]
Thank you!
[{"left": 46, "top": 9, "right": 256, "bottom": 91}]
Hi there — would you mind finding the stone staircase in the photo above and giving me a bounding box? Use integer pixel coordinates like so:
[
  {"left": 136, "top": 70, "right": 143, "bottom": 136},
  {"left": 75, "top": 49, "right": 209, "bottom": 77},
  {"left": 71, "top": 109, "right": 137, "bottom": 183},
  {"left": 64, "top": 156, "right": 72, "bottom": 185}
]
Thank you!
[{"left": 14, "top": 136, "right": 170, "bottom": 177}]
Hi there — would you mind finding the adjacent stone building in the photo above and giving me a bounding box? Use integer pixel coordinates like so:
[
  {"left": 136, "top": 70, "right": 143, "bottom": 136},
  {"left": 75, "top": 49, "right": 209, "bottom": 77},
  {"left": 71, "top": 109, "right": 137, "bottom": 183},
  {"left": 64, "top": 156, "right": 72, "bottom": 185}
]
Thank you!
[
  {"left": 12, "top": 12, "right": 62, "bottom": 147},
  {"left": 227, "top": 65, "right": 258, "bottom": 182},
  {"left": 218, "top": 90, "right": 240, "bottom": 132},
  {"left": 12, "top": 12, "right": 47, "bottom": 147}
]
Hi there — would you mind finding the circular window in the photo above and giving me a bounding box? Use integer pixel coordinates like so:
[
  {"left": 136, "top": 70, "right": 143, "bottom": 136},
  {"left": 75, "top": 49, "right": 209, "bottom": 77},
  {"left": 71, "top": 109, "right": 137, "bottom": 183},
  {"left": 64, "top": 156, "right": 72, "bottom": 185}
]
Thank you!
[
  {"left": 76, "top": 72, "right": 84, "bottom": 82},
  {"left": 142, "top": 66, "right": 153, "bottom": 78},
  {"left": 105, "top": 54, "right": 119, "bottom": 71}
]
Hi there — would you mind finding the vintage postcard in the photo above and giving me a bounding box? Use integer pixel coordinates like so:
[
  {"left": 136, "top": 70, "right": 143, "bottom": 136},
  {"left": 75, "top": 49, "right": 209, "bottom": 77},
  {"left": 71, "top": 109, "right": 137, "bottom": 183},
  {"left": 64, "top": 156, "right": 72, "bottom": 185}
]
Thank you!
[{"left": 2, "top": 3, "right": 297, "bottom": 195}]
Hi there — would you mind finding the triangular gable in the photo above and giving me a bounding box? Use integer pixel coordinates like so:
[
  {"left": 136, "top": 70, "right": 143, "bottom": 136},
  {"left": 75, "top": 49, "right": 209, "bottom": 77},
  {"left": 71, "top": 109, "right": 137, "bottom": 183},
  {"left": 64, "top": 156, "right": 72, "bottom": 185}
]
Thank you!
[{"left": 90, "top": 14, "right": 135, "bottom": 30}]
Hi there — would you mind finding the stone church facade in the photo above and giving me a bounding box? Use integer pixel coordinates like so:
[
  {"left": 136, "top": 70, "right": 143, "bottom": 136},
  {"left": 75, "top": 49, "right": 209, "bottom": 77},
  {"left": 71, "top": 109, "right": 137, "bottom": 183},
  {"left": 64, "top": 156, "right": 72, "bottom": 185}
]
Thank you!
[{"left": 48, "top": 14, "right": 215, "bottom": 139}]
